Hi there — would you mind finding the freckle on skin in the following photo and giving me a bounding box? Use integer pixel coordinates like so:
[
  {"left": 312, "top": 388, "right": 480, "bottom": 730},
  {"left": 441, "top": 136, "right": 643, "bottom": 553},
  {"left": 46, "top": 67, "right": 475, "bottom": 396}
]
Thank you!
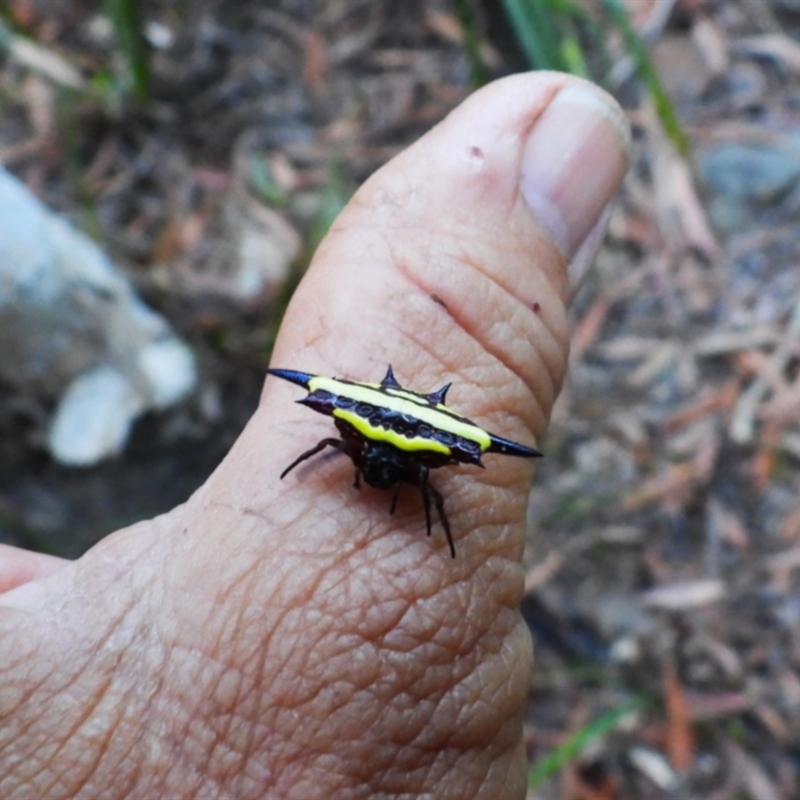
[
  {"left": 467, "top": 145, "right": 484, "bottom": 170},
  {"left": 531, "top": 301, "right": 541, "bottom": 313}
]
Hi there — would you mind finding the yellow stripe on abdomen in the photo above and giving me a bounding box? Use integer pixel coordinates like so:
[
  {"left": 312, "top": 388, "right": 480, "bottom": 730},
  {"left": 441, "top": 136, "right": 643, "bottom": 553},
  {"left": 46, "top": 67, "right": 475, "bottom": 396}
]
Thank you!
[
  {"left": 310, "top": 376, "right": 492, "bottom": 451},
  {"left": 333, "top": 409, "right": 452, "bottom": 455}
]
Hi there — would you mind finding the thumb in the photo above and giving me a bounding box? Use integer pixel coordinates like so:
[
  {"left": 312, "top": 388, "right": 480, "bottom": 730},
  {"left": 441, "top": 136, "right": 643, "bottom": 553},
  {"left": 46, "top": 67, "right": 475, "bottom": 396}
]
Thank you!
[
  {"left": 183, "top": 71, "right": 629, "bottom": 793},
  {"left": 214, "top": 71, "right": 630, "bottom": 564}
]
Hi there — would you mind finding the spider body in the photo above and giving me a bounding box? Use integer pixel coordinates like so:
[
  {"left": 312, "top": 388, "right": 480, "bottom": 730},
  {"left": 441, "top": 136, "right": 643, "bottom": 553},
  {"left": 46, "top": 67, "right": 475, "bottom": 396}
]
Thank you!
[{"left": 268, "top": 365, "right": 542, "bottom": 557}]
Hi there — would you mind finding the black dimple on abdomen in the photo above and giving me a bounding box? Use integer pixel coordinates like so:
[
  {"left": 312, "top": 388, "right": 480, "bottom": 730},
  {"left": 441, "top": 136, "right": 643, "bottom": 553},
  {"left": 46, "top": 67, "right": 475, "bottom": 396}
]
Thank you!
[{"left": 375, "top": 408, "right": 421, "bottom": 438}]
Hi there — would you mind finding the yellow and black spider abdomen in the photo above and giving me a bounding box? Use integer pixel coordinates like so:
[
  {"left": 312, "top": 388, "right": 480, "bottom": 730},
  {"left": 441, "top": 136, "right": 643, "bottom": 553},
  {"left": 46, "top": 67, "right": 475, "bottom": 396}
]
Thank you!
[
  {"left": 301, "top": 389, "right": 484, "bottom": 466},
  {"left": 267, "top": 365, "right": 542, "bottom": 557}
]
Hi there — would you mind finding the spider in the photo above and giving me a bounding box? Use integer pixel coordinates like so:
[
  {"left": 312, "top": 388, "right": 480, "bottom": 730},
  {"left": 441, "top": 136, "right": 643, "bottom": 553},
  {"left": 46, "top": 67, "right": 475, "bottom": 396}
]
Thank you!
[{"left": 269, "top": 365, "right": 541, "bottom": 557}]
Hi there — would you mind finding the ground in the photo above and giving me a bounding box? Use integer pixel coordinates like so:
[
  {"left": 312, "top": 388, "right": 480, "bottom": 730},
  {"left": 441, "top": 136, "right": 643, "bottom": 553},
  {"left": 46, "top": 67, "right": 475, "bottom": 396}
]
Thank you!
[{"left": 1, "top": 1, "right": 799, "bottom": 797}]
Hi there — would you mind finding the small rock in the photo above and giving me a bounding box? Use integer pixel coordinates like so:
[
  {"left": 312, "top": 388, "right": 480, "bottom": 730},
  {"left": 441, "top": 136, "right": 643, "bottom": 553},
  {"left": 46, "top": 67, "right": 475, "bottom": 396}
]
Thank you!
[
  {"left": 0, "top": 166, "right": 197, "bottom": 466},
  {"left": 698, "top": 134, "right": 800, "bottom": 233}
]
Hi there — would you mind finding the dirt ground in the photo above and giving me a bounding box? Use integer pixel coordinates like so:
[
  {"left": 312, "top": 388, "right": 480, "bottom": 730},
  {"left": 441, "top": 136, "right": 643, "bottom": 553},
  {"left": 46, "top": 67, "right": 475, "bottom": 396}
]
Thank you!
[{"left": 1, "top": 1, "right": 800, "bottom": 797}]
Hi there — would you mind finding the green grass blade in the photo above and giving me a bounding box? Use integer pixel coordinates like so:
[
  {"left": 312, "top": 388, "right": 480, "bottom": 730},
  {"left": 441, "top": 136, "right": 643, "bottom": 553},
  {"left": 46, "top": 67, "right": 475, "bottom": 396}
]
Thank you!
[
  {"left": 103, "top": 0, "right": 149, "bottom": 102},
  {"left": 558, "top": 25, "right": 588, "bottom": 78},
  {"left": 528, "top": 696, "right": 646, "bottom": 789},
  {"left": 455, "top": 0, "right": 488, "bottom": 88},
  {"left": 500, "top": 0, "right": 567, "bottom": 72},
  {"left": 307, "top": 158, "right": 350, "bottom": 250},
  {"left": 601, "top": 0, "right": 688, "bottom": 154}
]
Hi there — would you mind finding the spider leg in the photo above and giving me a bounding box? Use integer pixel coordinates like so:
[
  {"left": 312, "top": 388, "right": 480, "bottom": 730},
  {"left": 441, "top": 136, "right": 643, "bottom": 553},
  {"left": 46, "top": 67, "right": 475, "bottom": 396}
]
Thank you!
[
  {"left": 420, "top": 469, "right": 455, "bottom": 559},
  {"left": 418, "top": 467, "right": 432, "bottom": 537},
  {"left": 279, "top": 438, "right": 346, "bottom": 479},
  {"left": 430, "top": 485, "right": 455, "bottom": 559},
  {"left": 389, "top": 483, "right": 401, "bottom": 515}
]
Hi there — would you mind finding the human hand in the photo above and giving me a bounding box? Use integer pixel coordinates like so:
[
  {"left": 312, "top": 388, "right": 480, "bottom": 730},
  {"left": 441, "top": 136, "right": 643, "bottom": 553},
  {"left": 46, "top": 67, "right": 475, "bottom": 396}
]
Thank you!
[{"left": 0, "top": 72, "right": 629, "bottom": 799}]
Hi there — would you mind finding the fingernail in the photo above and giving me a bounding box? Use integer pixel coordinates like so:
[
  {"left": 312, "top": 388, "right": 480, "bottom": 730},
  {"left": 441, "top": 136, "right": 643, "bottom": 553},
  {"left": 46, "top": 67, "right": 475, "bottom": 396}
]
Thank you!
[
  {"left": 520, "top": 86, "right": 630, "bottom": 259},
  {"left": 567, "top": 203, "right": 613, "bottom": 296}
]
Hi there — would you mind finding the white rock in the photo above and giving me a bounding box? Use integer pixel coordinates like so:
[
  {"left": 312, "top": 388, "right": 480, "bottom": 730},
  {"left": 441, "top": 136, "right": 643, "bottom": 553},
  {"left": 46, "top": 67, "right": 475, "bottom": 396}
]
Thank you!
[
  {"left": 138, "top": 338, "right": 198, "bottom": 409},
  {"left": 0, "top": 166, "right": 198, "bottom": 465},
  {"left": 49, "top": 366, "right": 146, "bottom": 466}
]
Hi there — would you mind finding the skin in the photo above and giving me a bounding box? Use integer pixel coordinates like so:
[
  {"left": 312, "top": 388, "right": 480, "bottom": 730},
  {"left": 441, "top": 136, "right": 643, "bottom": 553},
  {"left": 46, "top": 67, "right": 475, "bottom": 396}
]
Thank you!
[{"left": 0, "top": 73, "right": 629, "bottom": 799}]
